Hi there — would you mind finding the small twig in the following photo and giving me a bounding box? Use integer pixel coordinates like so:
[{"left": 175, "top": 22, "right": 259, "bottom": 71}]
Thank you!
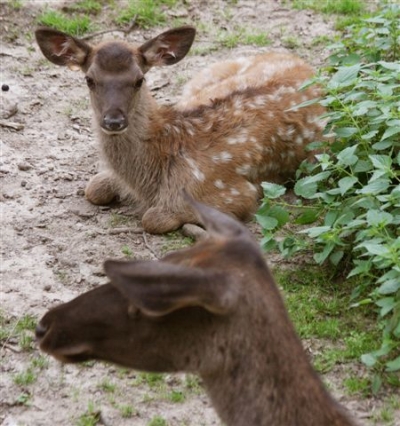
[
  {"left": 1, "top": 343, "right": 21, "bottom": 353},
  {"left": 0, "top": 120, "right": 24, "bottom": 130},
  {"left": 142, "top": 232, "right": 160, "bottom": 259},
  {"left": 107, "top": 227, "right": 144, "bottom": 235},
  {"left": 82, "top": 16, "right": 138, "bottom": 40}
]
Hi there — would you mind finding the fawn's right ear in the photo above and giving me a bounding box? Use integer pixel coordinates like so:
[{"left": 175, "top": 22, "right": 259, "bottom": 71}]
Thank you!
[{"left": 35, "top": 27, "right": 92, "bottom": 70}]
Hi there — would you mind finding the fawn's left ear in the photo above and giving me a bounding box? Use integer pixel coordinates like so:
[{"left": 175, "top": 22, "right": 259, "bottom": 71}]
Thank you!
[
  {"left": 139, "top": 26, "right": 196, "bottom": 68},
  {"left": 104, "top": 259, "right": 239, "bottom": 317},
  {"left": 35, "top": 27, "right": 92, "bottom": 70}
]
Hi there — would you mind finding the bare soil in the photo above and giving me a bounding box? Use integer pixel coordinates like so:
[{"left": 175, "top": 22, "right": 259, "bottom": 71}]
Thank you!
[{"left": 1, "top": 1, "right": 398, "bottom": 425}]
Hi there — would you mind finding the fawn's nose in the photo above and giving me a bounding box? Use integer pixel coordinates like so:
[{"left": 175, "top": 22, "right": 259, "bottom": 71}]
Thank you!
[
  {"left": 102, "top": 112, "right": 128, "bottom": 133},
  {"left": 35, "top": 322, "right": 48, "bottom": 340}
]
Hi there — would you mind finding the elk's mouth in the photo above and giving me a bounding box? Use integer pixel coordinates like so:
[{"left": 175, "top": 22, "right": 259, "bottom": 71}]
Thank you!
[
  {"left": 100, "top": 126, "right": 128, "bottom": 136},
  {"left": 35, "top": 322, "right": 93, "bottom": 363}
]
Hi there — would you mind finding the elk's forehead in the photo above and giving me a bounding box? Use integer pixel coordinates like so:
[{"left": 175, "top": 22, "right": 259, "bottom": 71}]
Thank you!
[{"left": 95, "top": 42, "right": 136, "bottom": 72}]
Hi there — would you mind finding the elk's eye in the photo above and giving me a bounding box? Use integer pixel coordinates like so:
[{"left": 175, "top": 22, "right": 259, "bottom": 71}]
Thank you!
[
  {"left": 85, "top": 76, "right": 95, "bottom": 89},
  {"left": 134, "top": 78, "right": 144, "bottom": 89}
]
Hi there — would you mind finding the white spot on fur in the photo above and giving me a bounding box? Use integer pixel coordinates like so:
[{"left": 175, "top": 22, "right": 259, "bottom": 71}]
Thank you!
[
  {"left": 295, "top": 136, "right": 303, "bottom": 145},
  {"left": 227, "top": 130, "right": 248, "bottom": 145},
  {"left": 186, "top": 157, "right": 205, "bottom": 182},
  {"left": 236, "top": 164, "right": 251, "bottom": 175},
  {"left": 247, "top": 181, "right": 258, "bottom": 192},
  {"left": 214, "top": 179, "right": 225, "bottom": 189},
  {"left": 230, "top": 188, "right": 240, "bottom": 196},
  {"left": 213, "top": 151, "right": 233, "bottom": 163}
]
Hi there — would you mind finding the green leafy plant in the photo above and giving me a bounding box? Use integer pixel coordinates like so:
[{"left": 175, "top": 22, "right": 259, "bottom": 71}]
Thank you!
[
  {"left": 116, "top": 0, "right": 178, "bottom": 28},
  {"left": 38, "top": 10, "right": 92, "bottom": 36},
  {"left": 257, "top": 4, "right": 400, "bottom": 380}
]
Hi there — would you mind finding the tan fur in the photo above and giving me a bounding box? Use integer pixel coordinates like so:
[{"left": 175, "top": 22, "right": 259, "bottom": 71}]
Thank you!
[
  {"left": 36, "top": 198, "right": 358, "bottom": 426},
  {"left": 35, "top": 27, "right": 326, "bottom": 234}
]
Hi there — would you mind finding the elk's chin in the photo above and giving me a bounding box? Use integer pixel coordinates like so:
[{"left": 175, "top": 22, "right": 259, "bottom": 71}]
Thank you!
[
  {"left": 100, "top": 127, "right": 128, "bottom": 136},
  {"left": 40, "top": 342, "right": 94, "bottom": 364}
]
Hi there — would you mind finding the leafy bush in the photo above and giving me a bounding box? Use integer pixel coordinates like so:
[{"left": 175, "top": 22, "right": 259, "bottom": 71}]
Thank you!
[{"left": 257, "top": 4, "right": 400, "bottom": 378}]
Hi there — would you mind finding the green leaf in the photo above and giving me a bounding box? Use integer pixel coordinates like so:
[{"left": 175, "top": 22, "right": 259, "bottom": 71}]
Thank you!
[
  {"left": 299, "top": 226, "right": 331, "bottom": 238},
  {"left": 294, "top": 179, "right": 317, "bottom": 198},
  {"left": 261, "top": 182, "right": 286, "bottom": 199},
  {"left": 361, "top": 353, "right": 377, "bottom": 367},
  {"left": 314, "top": 243, "right": 335, "bottom": 264},
  {"left": 376, "top": 297, "right": 395, "bottom": 317},
  {"left": 329, "top": 250, "right": 344, "bottom": 265},
  {"left": 336, "top": 145, "right": 358, "bottom": 166},
  {"left": 338, "top": 176, "right": 358, "bottom": 195},
  {"left": 268, "top": 206, "right": 290, "bottom": 228},
  {"left": 378, "top": 61, "right": 400, "bottom": 71},
  {"left": 366, "top": 210, "right": 393, "bottom": 226},
  {"left": 329, "top": 63, "right": 361, "bottom": 88},
  {"left": 356, "top": 179, "right": 390, "bottom": 195},
  {"left": 378, "top": 279, "right": 400, "bottom": 295},
  {"left": 369, "top": 154, "right": 392, "bottom": 170},
  {"left": 385, "top": 356, "right": 400, "bottom": 372},
  {"left": 381, "top": 126, "right": 400, "bottom": 140},
  {"left": 295, "top": 209, "right": 320, "bottom": 225},
  {"left": 256, "top": 214, "right": 278, "bottom": 230},
  {"left": 334, "top": 127, "right": 358, "bottom": 138}
]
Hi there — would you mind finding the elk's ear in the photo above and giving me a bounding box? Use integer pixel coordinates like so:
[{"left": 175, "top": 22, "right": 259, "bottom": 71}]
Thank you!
[
  {"left": 104, "top": 259, "right": 238, "bottom": 317},
  {"left": 139, "top": 26, "right": 196, "bottom": 68},
  {"left": 183, "top": 192, "right": 252, "bottom": 240},
  {"left": 35, "top": 27, "right": 92, "bottom": 70}
]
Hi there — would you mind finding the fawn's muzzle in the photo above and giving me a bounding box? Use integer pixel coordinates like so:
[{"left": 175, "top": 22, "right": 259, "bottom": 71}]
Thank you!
[{"left": 102, "top": 112, "right": 128, "bottom": 134}]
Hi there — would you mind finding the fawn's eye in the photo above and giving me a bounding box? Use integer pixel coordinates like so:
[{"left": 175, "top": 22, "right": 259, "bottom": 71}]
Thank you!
[
  {"left": 85, "top": 76, "right": 95, "bottom": 90},
  {"left": 134, "top": 78, "right": 144, "bottom": 89}
]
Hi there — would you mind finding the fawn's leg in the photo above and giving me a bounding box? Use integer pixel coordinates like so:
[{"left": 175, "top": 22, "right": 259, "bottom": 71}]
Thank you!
[
  {"left": 142, "top": 207, "right": 199, "bottom": 234},
  {"left": 85, "top": 171, "right": 118, "bottom": 205}
]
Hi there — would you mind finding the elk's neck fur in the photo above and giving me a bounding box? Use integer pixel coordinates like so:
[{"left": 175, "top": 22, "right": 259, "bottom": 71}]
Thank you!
[{"left": 199, "top": 269, "right": 356, "bottom": 426}]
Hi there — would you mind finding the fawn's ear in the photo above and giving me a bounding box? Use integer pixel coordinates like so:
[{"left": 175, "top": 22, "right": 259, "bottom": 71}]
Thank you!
[
  {"left": 104, "top": 259, "right": 238, "bottom": 317},
  {"left": 35, "top": 27, "right": 92, "bottom": 70},
  {"left": 139, "top": 26, "right": 196, "bottom": 68},
  {"left": 183, "top": 192, "right": 252, "bottom": 240}
]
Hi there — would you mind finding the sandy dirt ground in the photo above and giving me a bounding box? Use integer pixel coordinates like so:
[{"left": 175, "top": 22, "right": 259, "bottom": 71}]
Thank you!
[{"left": 1, "top": 1, "right": 399, "bottom": 425}]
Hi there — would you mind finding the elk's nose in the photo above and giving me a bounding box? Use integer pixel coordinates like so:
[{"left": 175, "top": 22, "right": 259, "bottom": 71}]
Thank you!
[
  {"left": 35, "top": 322, "right": 48, "bottom": 340},
  {"left": 102, "top": 112, "right": 127, "bottom": 133}
]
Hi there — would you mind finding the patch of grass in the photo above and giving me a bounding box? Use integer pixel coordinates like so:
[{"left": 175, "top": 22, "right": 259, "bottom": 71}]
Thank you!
[
  {"left": 343, "top": 376, "right": 370, "bottom": 395},
  {"left": 118, "top": 404, "right": 136, "bottom": 418},
  {"left": 108, "top": 213, "right": 134, "bottom": 228},
  {"left": 13, "top": 368, "right": 37, "bottom": 386},
  {"left": 9, "top": 0, "right": 22, "bottom": 10},
  {"left": 138, "top": 372, "right": 166, "bottom": 389},
  {"left": 184, "top": 374, "right": 202, "bottom": 394},
  {"left": 282, "top": 36, "right": 301, "bottom": 49},
  {"left": 31, "top": 355, "right": 49, "bottom": 370},
  {"left": 38, "top": 10, "right": 92, "bottom": 36},
  {"left": 67, "top": 0, "right": 103, "bottom": 14},
  {"left": 15, "top": 392, "right": 31, "bottom": 406},
  {"left": 121, "top": 245, "right": 133, "bottom": 257},
  {"left": 1, "top": 313, "right": 37, "bottom": 352},
  {"left": 98, "top": 379, "right": 116, "bottom": 393},
  {"left": 293, "top": 0, "right": 365, "bottom": 15},
  {"left": 76, "top": 402, "right": 101, "bottom": 426},
  {"left": 275, "top": 267, "right": 379, "bottom": 373},
  {"left": 116, "top": 0, "right": 178, "bottom": 28},
  {"left": 218, "top": 27, "right": 270, "bottom": 48},
  {"left": 161, "top": 232, "right": 193, "bottom": 254},
  {"left": 147, "top": 416, "right": 168, "bottom": 426},
  {"left": 167, "top": 390, "right": 186, "bottom": 403}
]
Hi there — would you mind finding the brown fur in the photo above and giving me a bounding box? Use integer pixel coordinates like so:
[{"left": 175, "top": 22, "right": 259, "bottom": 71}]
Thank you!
[
  {"left": 35, "top": 26, "right": 326, "bottom": 234},
  {"left": 36, "top": 197, "right": 358, "bottom": 426}
]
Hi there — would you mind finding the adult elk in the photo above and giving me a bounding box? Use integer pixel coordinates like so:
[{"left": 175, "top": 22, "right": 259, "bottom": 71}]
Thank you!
[
  {"left": 35, "top": 26, "right": 325, "bottom": 233},
  {"left": 36, "top": 197, "right": 357, "bottom": 426}
]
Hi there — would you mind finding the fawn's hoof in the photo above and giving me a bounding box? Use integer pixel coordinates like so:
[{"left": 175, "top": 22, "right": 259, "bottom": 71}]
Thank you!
[{"left": 85, "top": 172, "right": 117, "bottom": 205}]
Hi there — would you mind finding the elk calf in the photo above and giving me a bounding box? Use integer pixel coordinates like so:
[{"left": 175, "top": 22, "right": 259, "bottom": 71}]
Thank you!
[
  {"left": 35, "top": 26, "right": 325, "bottom": 234},
  {"left": 36, "top": 197, "right": 357, "bottom": 426}
]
